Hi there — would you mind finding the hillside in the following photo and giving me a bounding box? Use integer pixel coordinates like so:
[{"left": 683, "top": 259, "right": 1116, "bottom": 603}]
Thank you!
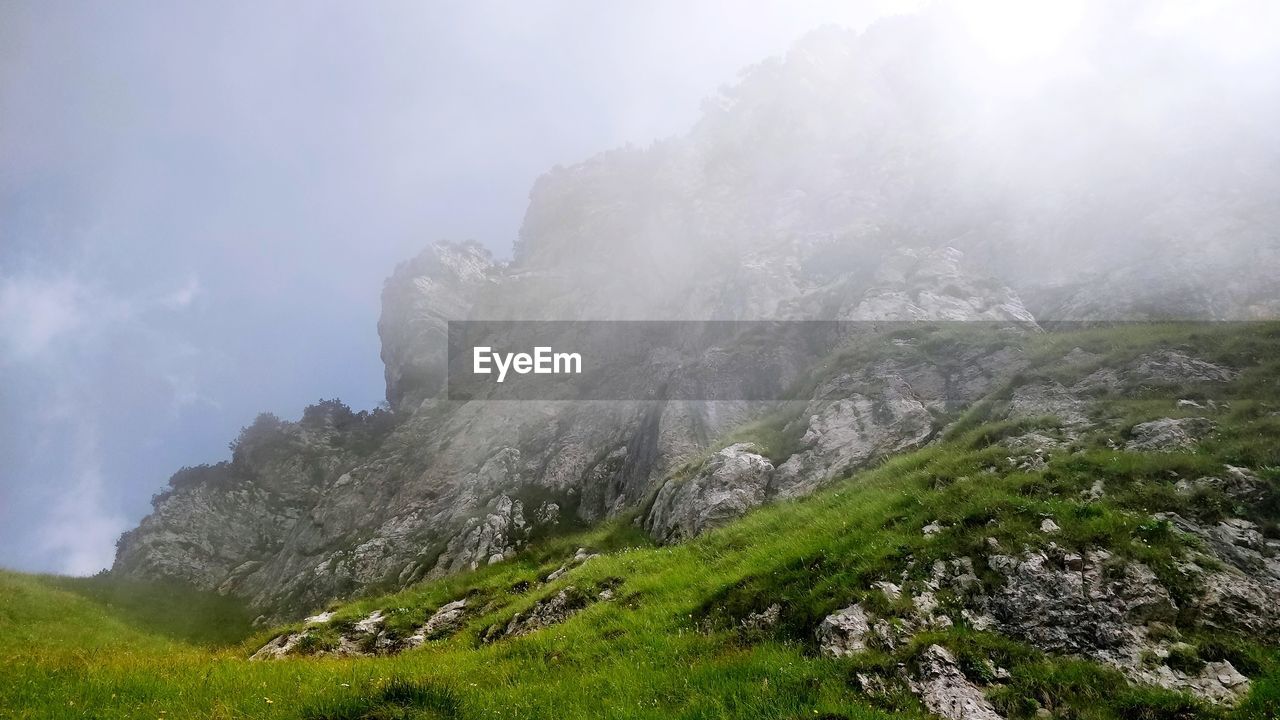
[{"left": 6, "top": 322, "right": 1280, "bottom": 719}]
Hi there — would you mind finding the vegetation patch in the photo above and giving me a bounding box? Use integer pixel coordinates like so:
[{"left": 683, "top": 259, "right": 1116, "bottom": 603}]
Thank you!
[{"left": 303, "top": 678, "right": 462, "bottom": 720}]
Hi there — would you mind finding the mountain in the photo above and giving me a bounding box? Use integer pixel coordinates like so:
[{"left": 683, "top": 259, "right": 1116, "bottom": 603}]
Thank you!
[
  {"left": 112, "top": 14, "right": 1280, "bottom": 624},
  {"left": 14, "top": 321, "right": 1280, "bottom": 719}
]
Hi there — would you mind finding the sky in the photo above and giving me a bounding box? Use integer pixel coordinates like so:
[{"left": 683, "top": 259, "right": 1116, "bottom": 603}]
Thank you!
[{"left": 0, "top": 0, "right": 926, "bottom": 575}]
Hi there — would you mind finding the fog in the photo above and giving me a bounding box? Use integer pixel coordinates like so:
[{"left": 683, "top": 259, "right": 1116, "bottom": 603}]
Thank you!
[{"left": 2, "top": 0, "right": 1278, "bottom": 574}]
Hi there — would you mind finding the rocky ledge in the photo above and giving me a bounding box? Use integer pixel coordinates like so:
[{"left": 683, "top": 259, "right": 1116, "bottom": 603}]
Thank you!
[{"left": 814, "top": 494, "right": 1278, "bottom": 714}]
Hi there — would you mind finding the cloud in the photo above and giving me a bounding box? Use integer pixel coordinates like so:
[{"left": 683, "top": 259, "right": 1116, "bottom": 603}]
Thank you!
[
  {"left": 161, "top": 275, "right": 203, "bottom": 310},
  {"left": 0, "top": 274, "right": 87, "bottom": 359},
  {"left": 0, "top": 271, "right": 139, "bottom": 364},
  {"left": 0, "top": 266, "right": 209, "bottom": 574},
  {"left": 165, "top": 368, "right": 222, "bottom": 415},
  {"left": 36, "top": 423, "right": 128, "bottom": 576}
]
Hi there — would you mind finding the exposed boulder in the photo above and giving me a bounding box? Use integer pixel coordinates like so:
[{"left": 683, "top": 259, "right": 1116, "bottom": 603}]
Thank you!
[
  {"left": 406, "top": 599, "right": 469, "bottom": 648},
  {"left": 1157, "top": 513, "right": 1280, "bottom": 636},
  {"left": 1175, "top": 465, "right": 1267, "bottom": 504},
  {"left": 985, "top": 548, "right": 1175, "bottom": 659},
  {"left": 251, "top": 596, "right": 474, "bottom": 660},
  {"left": 484, "top": 586, "right": 601, "bottom": 642},
  {"left": 955, "top": 540, "right": 1267, "bottom": 704},
  {"left": 430, "top": 495, "right": 528, "bottom": 576},
  {"left": 832, "top": 512, "right": 1278, "bottom": 707},
  {"left": 1005, "top": 381, "right": 1090, "bottom": 427},
  {"left": 1077, "top": 351, "right": 1237, "bottom": 394},
  {"left": 742, "top": 604, "right": 782, "bottom": 633},
  {"left": 545, "top": 547, "right": 601, "bottom": 582},
  {"left": 645, "top": 444, "right": 775, "bottom": 542},
  {"left": 1125, "top": 417, "right": 1215, "bottom": 452},
  {"left": 816, "top": 603, "right": 873, "bottom": 657},
  {"left": 249, "top": 632, "right": 303, "bottom": 660},
  {"left": 911, "top": 644, "right": 1003, "bottom": 720},
  {"left": 1001, "top": 432, "right": 1065, "bottom": 453}
]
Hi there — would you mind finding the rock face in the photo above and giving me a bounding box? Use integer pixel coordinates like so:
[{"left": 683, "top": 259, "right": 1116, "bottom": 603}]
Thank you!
[
  {"left": 113, "top": 14, "right": 1279, "bottom": 620},
  {"left": 1176, "top": 465, "right": 1267, "bottom": 504},
  {"left": 977, "top": 544, "right": 1265, "bottom": 705},
  {"left": 112, "top": 404, "right": 392, "bottom": 602},
  {"left": 644, "top": 336, "right": 1030, "bottom": 541}
]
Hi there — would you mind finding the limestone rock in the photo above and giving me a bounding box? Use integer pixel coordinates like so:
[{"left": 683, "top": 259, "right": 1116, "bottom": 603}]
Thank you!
[
  {"left": 1175, "top": 465, "right": 1266, "bottom": 503},
  {"left": 1006, "top": 382, "right": 1089, "bottom": 427},
  {"left": 817, "top": 603, "right": 873, "bottom": 657},
  {"left": 1126, "top": 418, "right": 1214, "bottom": 452},
  {"left": 406, "top": 599, "right": 469, "bottom": 648},
  {"left": 911, "top": 645, "right": 1003, "bottom": 720},
  {"left": 645, "top": 444, "right": 774, "bottom": 541},
  {"left": 430, "top": 495, "right": 527, "bottom": 576},
  {"left": 544, "top": 547, "right": 600, "bottom": 582},
  {"left": 378, "top": 241, "right": 500, "bottom": 406},
  {"left": 249, "top": 632, "right": 302, "bottom": 660},
  {"left": 772, "top": 369, "right": 935, "bottom": 498},
  {"left": 842, "top": 247, "right": 1037, "bottom": 325},
  {"left": 1077, "top": 351, "right": 1237, "bottom": 394},
  {"left": 489, "top": 586, "right": 595, "bottom": 641},
  {"left": 741, "top": 604, "right": 781, "bottom": 633}
]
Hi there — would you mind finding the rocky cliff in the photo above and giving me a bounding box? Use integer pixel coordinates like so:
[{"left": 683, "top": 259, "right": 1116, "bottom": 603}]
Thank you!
[{"left": 113, "top": 13, "right": 1280, "bottom": 621}]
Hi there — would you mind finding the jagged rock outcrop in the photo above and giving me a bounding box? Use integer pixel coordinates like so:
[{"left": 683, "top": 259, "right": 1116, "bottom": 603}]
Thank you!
[
  {"left": 407, "top": 599, "right": 469, "bottom": 647},
  {"left": 644, "top": 337, "right": 1029, "bottom": 539},
  {"left": 1076, "top": 350, "right": 1238, "bottom": 392},
  {"left": 816, "top": 502, "right": 1280, "bottom": 707},
  {"left": 975, "top": 544, "right": 1262, "bottom": 705},
  {"left": 118, "top": 251, "right": 1032, "bottom": 618},
  {"left": 113, "top": 404, "right": 389, "bottom": 599},
  {"left": 544, "top": 547, "right": 600, "bottom": 582},
  {"left": 429, "top": 494, "right": 527, "bottom": 575}
]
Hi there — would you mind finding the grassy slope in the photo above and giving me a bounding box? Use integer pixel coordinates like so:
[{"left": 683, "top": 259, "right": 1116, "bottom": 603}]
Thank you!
[{"left": 3, "top": 322, "right": 1280, "bottom": 720}]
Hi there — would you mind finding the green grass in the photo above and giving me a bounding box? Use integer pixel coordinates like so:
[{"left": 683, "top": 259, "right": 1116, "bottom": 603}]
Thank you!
[
  {"left": 3, "top": 322, "right": 1280, "bottom": 719},
  {"left": 39, "top": 573, "right": 258, "bottom": 647}
]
